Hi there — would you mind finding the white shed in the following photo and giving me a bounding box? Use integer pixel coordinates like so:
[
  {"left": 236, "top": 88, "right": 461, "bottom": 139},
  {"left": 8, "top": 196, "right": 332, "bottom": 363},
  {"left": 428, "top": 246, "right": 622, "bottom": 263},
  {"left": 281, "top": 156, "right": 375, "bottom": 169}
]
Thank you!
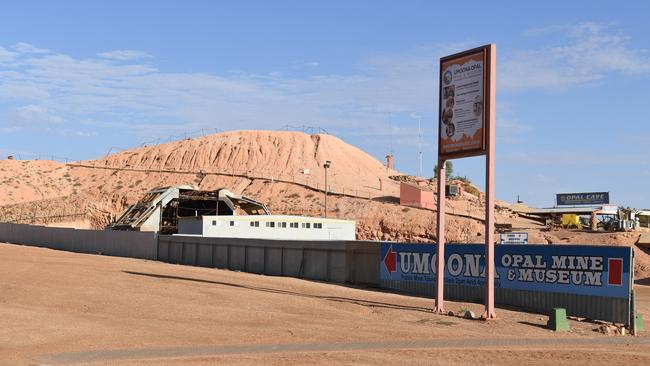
[{"left": 178, "top": 215, "right": 356, "bottom": 240}]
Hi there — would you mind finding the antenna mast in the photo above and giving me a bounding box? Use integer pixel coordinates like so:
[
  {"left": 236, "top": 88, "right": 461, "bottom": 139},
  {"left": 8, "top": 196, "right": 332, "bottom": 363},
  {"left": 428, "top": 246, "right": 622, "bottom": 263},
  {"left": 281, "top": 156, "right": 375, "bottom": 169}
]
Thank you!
[
  {"left": 388, "top": 112, "right": 393, "bottom": 155},
  {"left": 418, "top": 115, "right": 423, "bottom": 177}
]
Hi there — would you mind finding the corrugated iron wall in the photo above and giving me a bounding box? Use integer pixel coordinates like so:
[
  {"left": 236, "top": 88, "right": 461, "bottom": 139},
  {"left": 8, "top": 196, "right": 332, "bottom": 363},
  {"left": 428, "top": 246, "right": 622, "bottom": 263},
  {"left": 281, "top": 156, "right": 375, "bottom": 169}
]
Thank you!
[
  {"left": 380, "top": 280, "right": 630, "bottom": 323},
  {"left": 0, "top": 223, "right": 633, "bottom": 324},
  {"left": 157, "top": 235, "right": 380, "bottom": 286},
  {"left": 0, "top": 222, "right": 157, "bottom": 259}
]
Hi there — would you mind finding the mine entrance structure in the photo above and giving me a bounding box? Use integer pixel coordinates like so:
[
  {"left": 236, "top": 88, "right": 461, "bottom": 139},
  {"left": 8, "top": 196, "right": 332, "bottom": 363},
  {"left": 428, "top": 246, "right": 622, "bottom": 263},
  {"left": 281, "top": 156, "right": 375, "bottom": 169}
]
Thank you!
[
  {"left": 510, "top": 200, "right": 637, "bottom": 232},
  {"left": 108, "top": 185, "right": 269, "bottom": 234}
]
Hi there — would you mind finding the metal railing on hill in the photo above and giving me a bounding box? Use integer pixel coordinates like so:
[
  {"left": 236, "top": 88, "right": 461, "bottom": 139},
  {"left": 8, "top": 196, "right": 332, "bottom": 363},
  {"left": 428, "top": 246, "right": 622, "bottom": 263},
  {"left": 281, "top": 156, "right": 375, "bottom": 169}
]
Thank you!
[
  {"left": 65, "top": 162, "right": 386, "bottom": 201},
  {"left": 277, "top": 125, "right": 329, "bottom": 135},
  {"left": 3, "top": 124, "right": 330, "bottom": 163},
  {"left": 137, "top": 128, "right": 223, "bottom": 147},
  {"left": 0, "top": 198, "right": 91, "bottom": 225},
  {"left": 2, "top": 153, "right": 75, "bottom": 163},
  {"left": 63, "top": 162, "right": 489, "bottom": 223}
]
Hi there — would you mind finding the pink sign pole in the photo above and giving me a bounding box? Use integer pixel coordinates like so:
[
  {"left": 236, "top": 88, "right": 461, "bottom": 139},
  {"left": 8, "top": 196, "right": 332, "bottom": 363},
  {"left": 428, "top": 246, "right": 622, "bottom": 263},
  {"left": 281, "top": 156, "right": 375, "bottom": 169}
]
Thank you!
[
  {"left": 434, "top": 159, "right": 446, "bottom": 313},
  {"left": 483, "top": 44, "right": 496, "bottom": 319},
  {"left": 436, "top": 44, "right": 496, "bottom": 319}
]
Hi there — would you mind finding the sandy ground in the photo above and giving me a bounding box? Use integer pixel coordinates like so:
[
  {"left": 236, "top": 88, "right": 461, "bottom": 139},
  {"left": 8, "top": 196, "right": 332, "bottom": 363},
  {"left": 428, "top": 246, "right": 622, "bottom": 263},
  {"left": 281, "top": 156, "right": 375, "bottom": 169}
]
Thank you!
[{"left": 1, "top": 243, "right": 648, "bottom": 365}]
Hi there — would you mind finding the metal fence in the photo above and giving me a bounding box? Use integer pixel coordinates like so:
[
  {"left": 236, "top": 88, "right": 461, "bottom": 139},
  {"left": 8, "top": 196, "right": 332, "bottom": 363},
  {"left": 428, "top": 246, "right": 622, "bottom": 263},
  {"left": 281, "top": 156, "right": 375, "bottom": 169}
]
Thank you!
[
  {"left": 158, "top": 235, "right": 379, "bottom": 285},
  {"left": 0, "top": 223, "right": 635, "bottom": 324},
  {"left": 379, "top": 243, "right": 634, "bottom": 324},
  {"left": 66, "top": 162, "right": 388, "bottom": 201},
  {"left": 0, "top": 222, "right": 157, "bottom": 260}
]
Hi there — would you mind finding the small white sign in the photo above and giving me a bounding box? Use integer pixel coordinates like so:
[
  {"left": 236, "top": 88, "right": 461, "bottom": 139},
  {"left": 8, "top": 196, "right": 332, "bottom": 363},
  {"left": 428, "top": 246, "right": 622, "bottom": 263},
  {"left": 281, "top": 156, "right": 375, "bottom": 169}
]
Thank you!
[{"left": 499, "top": 232, "right": 528, "bottom": 245}]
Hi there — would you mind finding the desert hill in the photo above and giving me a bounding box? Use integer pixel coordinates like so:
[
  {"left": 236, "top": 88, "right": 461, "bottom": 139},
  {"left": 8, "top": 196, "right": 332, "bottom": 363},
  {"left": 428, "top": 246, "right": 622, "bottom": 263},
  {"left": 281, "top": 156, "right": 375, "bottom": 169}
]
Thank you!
[
  {"left": 0, "top": 130, "right": 501, "bottom": 237},
  {"left": 1, "top": 130, "right": 648, "bottom": 279},
  {"left": 0, "top": 130, "right": 629, "bottom": 234},
  {"left": 94, "top": 131, "right": 398, "bottom": 196}
]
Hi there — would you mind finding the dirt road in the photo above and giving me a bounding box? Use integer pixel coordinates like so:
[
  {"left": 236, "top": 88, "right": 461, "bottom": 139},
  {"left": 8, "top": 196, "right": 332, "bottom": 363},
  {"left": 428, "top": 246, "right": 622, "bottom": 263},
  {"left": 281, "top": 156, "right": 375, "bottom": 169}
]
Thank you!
[{"left": 0, "top": 243, "right": 648, "bottom": 365}]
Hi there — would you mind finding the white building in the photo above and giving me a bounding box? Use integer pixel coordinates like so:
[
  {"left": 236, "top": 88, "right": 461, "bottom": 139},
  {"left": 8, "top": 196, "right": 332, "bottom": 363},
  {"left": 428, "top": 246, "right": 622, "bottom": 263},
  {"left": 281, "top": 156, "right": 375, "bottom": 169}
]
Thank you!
[
  {"left": 110, "top": 185, "right": 357, "bottom": 240},
  {"left": 178, "top": 214, "right": 356, "bottom": 240}
]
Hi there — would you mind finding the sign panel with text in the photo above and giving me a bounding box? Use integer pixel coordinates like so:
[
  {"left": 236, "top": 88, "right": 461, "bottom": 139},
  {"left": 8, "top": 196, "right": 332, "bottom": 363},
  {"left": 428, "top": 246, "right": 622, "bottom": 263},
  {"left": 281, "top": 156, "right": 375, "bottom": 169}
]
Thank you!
[
  {"left": 499, "top": 232, "right": 529, "bottom": 245},
  {"left": 381, "top": 243, "right": 632, "bottom": 299},
  {"left": 438, "top": 45, "right": 494, "bottom": 159},
  {"left": 557, "top": 192, "right": 610, "bottom": 206}
]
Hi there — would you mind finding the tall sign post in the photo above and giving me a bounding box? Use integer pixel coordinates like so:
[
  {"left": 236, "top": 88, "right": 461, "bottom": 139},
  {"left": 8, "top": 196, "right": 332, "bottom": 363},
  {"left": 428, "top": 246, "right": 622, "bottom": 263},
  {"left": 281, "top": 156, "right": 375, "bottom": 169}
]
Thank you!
[{"left": 435, "top": 44, "right": 496, "bottom": 319}]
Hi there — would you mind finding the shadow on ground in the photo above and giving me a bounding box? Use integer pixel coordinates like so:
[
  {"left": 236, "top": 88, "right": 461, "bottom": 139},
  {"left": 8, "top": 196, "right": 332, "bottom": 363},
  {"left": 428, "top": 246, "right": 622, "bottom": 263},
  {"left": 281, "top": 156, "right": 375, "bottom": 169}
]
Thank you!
[
  {"left": 371, "top": 196, "right": 400, "bottom": 204},
  {"left": 123, "top": 270, "right": 434, "bottom": 313},
  {"left": 518, "top": 321, "right": 549, "bottom": 331},
  {"left": 635, "top": 278, "right": 650, "bottom": 286}
]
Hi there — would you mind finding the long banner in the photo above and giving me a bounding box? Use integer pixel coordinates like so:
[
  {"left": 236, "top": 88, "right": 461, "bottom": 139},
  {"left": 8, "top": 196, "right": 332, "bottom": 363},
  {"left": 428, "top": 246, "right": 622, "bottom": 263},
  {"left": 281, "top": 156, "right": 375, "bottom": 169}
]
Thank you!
[{"left": 380, "top": 243, "right": 632, "bottom": 299}]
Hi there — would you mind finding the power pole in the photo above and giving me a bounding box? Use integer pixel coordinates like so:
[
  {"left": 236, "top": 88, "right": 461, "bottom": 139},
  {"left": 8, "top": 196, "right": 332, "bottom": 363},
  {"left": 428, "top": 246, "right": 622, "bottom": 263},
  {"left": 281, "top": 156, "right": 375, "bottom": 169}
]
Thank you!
[
  {"left": 418, "top": 115, "right": 423, "bottom": 177},
  {"left": 324, "top": 160, "right": 331, "bottom": 218},
  {"left": 388, "top": 112, "right": 393, "bottom": 155}
]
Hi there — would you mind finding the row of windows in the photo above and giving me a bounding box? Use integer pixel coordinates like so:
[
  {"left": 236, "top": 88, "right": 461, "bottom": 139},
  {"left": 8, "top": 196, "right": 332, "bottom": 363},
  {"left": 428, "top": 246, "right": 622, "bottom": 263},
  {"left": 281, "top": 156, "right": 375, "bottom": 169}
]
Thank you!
[{"left": 211, "top": 220, "right": 323, "bottom": 229}]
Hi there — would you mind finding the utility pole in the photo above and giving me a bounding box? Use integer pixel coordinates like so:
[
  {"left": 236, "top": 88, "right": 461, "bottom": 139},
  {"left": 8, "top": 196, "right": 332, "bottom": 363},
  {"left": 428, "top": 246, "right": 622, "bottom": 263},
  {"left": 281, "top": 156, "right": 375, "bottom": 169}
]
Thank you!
[
  {"left": 418, "top": 115, "right": 423, "bottom": 177},
  {"left": 388, "top": 112, "right": 393, "bottom": 155},
  {"left": 324, "top": 160, "right": 331, "bottom": 218}
]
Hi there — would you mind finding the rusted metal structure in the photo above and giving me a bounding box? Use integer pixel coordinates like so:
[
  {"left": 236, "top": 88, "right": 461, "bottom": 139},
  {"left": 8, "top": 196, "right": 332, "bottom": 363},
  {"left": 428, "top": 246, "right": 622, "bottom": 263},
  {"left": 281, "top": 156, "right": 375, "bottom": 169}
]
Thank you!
[{"left": 108, "top": 185, "right": 269, "bottom": 234}]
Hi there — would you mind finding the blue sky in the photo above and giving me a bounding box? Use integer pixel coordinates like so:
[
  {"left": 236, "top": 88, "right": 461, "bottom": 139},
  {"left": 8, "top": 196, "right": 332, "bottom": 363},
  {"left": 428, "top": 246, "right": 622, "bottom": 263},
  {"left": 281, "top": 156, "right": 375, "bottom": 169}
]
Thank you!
[{"left": 1, "top": 1, "right": 649, "bottom": 208}]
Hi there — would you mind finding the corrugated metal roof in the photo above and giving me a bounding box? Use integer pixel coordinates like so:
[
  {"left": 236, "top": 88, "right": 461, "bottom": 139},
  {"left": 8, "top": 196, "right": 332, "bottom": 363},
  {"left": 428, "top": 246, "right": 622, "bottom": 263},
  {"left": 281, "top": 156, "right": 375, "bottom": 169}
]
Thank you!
[
  {"left": 400, "top": 181, "right": 435, "bottom": 192},
  {"left": 523, "top": 205, "right": 618, "bottom": 215}
]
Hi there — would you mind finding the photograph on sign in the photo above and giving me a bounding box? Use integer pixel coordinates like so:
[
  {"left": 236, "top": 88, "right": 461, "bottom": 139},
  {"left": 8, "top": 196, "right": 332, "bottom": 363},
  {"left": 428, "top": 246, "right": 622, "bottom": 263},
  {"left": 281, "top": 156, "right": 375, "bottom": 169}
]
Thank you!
[{"left": 438, "top": 46, "right": 490, "bottom": 158}]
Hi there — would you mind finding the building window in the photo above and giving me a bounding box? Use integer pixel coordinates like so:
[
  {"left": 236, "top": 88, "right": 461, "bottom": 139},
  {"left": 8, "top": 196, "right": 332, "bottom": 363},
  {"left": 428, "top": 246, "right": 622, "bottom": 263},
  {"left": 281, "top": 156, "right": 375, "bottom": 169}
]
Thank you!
[
  {"left": 254, "top": 221, "right": 260, "bottom": 227},
  {"left": 266, "top": 222, "right": 276, "bottom": 228},
  {"left": 279, "top": 222, "right": 287, "bottom": 228},
  {"left": 305, "top": 223, "right": 310, "bottom": 229},
  {"left": 314, "top": 223, "right": 322, "bottom": 229},
  {"left": 212, "top": 220, "right": 216, "bottom": 226},
  {"left": 230, "top": 221, "right": 235, "bottom": 226},
  {"left": 250, "top": 221, "right": 255, "bottom": 227}
]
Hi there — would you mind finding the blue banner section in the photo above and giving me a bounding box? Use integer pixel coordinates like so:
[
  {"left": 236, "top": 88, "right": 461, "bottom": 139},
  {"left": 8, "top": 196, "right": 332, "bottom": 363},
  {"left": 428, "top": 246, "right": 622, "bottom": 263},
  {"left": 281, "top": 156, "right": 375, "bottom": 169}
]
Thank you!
[
  {"left": 556, "top": 192, "right": 609, "bottom": 205},
  {"left": 380, "top": 243, "right": 631, "bottom": 299}
]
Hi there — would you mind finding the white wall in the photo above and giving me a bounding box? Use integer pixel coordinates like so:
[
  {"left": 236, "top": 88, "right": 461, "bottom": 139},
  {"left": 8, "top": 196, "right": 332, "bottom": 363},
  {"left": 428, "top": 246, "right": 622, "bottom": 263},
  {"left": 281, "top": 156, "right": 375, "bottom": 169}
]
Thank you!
[{"left": 178, "top": 215, "right": 355, "bottom": 240}]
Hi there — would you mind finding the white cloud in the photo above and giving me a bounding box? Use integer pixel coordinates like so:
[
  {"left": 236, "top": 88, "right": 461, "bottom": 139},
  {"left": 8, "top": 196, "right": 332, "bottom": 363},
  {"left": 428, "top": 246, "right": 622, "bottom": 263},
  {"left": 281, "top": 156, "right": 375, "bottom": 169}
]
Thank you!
[
  {"left": 0, "top": 82, "right": 51, "bottom": 100},
  {"left": 74, "top": 131, "right": 97, "bottom": 137},
  {"left": 500, "top": 22, "right": 650, "bottom": 91},
  {"left": 97, "top": 50, "right": 153, "bottom": 61},
  {"left": 494, "top": 102, "right": 531, "bottom": 144},
  {"left": 0, "top": 126, "right": 19, "bottom": 134},
  {"left": 0, "top": 43, "right": 450, "bottom": 139},
  {"left": 500, "top": 150, "right": 647, "bottom": 166},
  {"left": 12, "top": 42, "right": 49, "bottom": 54},
  {"left": 0, "top": 46, "right": 16, "bottom": 62},
  {"left": 11, "top": 105, "right": 63, "bottom": 125},
  {"left": 0, "top": 26, "right": 647, "bottom": 141}
]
